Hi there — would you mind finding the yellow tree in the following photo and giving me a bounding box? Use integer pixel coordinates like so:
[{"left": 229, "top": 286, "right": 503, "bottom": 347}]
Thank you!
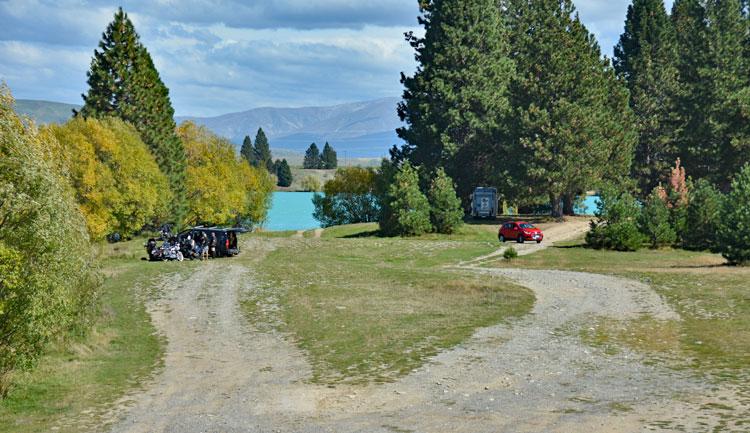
[{"left": 178, "top": 122, "right": 273, "bottom": 227}]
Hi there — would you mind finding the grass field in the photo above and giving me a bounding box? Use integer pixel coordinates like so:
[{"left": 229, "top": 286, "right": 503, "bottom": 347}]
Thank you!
[
  {"left": 244, "top": 224, "right": 534, "bottom": 384},
  {"left": 486, "top": 239, "right": 750, "bottom": 379},
  {"left": 0, "top": 240, "right": 177, "bottom": 433}
]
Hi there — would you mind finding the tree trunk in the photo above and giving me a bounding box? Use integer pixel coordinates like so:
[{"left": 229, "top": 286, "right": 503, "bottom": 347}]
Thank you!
[
  {"left": 563, "top": 193, "right": 576, "bottom": 216},
  {"left": 550, "top": 194, "right": 564, "bottom": 219}
]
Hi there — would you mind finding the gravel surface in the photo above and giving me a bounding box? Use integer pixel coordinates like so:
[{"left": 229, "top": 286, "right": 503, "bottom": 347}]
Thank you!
[{"left": 104, "top": 225, "right": 747, "bottom": 433}]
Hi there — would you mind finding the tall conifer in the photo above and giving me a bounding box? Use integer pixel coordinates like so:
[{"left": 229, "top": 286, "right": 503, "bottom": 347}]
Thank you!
[
  {"left": 397, "top": 0, "right": 515, "bottom": 203},
  {"left": 507, "top": 0, "right": 636, "bottom": 217},
  {"left": 240, "top": 135, "right": 257, "bottom": 166},
  {"left": 253, "top": 128, "right": 274, "bottom": 172},
  {"left": 321, "top": 142, "right": 338, "bottom": 169},
  {"left": 614, "top": 0, "right": 680, "bottom": 196},
  {"left": 78, "top": 8, "right": 187, "bottom": 224}
]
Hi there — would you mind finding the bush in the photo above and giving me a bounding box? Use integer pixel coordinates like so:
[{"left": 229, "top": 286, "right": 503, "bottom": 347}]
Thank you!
[
  {"left": 300, "top": 175, "right": 322, "bottom": 192},
  {"left": 639, "top": 189, "right": 676, "bottom": 248},
  {"left": 428, "top": 168, "right": 464, "bottom": 234},
  {"left": 1, "top": 86, "right": 98, "bottom": 396},
  {"left": 718, "top": 164, "right": 750, "bottom": 265},
  {"left": 312, "top": 167, "right": 379, "bottom": 227},
  {"left": 48, "top": 117, "right": 171, "bottom": 240},
  {"left": 178, "top": 122, "right": 274, "bottom": 227},
  {"left": 586, "top": 185, "right": 645, "bottom": 251},
  {"left": 683, "top": 179, "right": 724, "bottom": 251},
  {"left": 379, "top": 162, "right": 432, "bottom": 236},
  {"left": 503, "top": 246, "right": 518, "bottom": 261}
]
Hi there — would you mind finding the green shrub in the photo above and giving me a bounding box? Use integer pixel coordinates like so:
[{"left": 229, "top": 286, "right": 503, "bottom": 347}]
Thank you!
[
  {"left": 718, "top": 164, "right": 750, "bottom": 265},
  {"left": 313, "top": 167, "right": 379, "bottom": 227},
  {"left": 503, "top": 246, "right": 518, "bottom": 261},
  {"left": 428, "top": 168, "right": 464, "bottom": 234},
  {"left": 300, "top": 175, "right": 321, "bottom": 192},
  {"left": 639, "top": 189, "right": 676, "bottom": 248},
  {"left": 380, "top": 162, "right": 432, "bottom": 236},
  {"left": 0, "top": 86, "right": 98, "bottom": 396},
  {"left": 586, "top": 185, "right": 645, "bottom": 251},
  {"left": 683, "top": 179, "right": 724, "bottom": 251}
]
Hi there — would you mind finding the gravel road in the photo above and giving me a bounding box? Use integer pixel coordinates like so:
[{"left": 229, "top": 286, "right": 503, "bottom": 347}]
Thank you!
[{"left": 105, "top": 226, "right": 747, "bottom": 433}]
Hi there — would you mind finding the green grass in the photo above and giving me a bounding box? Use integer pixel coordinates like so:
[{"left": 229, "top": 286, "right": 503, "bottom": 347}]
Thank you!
[
  {"left": 319, "top": 221, "right": 501, "bottom": 243},
  {"left": 486, "top": 239, "right": 750, "bottom": 377},
  {"left": 242, "top": 224, "right": 534, "bottom": 384},
  {"left": 0, "top": 239, "right": 177, "bottom": 433}
]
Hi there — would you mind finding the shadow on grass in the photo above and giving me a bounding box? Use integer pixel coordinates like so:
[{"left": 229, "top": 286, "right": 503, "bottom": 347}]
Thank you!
[{"left": 342, "top": 230, "right": 383, "bottom": 238}]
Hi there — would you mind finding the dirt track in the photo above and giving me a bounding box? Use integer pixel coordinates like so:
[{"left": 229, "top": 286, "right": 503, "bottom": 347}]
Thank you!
[{"left": 105, "top": 222, "right": 748, "bottom": 433}]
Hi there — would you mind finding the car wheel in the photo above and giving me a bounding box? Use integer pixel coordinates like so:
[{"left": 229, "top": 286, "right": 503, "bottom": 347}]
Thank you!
[
  {"left": 499, "top": 234, "right": 506, "bottom": 243},
  {"left": 536, "top": 240, "right": 542, "bottom": 244},
  {"left": 517, "top": 235, "right": 524, "bottom": 244}
]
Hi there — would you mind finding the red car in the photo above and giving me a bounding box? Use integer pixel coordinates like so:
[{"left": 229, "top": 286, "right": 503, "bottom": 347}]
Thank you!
[{"left": 498, "top": 221, "right": 544, "bottom": 244}]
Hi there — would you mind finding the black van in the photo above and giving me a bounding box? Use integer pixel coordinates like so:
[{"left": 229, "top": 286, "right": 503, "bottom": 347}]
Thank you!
[{"left": 178, "top": 226, "right": 248, "bottom": 258}]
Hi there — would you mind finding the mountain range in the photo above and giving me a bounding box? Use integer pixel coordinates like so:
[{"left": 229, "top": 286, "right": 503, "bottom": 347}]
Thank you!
[
  {"left": 14, "top": 97, "right": 403, "bottom": 158},
  {"left": 177, "top": 97, "right": 403, "bottom": 158}
]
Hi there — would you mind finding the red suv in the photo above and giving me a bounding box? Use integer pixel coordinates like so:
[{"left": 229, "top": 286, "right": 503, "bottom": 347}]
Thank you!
[{"left": 499, "top": 221, "right": 544, "bottom": 244}]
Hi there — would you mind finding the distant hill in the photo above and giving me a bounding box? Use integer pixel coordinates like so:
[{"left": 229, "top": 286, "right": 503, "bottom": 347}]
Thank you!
[
  {"left": 178, "top": 97, "right": 403, "bottom": 158},
  {"left": 14, "top": 99, "right": 80, "bottom": 124}
]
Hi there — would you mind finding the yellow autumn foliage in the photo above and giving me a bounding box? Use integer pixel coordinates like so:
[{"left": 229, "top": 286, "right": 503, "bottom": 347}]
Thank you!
[
  {"left": 178, "top": 122, "right": 273, "bottom": 227},
  {"left": 47, "top": 117, "right": 171, "bottom": 240}
]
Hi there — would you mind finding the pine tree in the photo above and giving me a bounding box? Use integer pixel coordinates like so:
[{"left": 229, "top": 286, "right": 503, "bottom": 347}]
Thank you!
[
  {"left": 321, "top": 142, "right": 338, "bottom": 169},
  {"left": 428, "top": 168, "right": 464, "bottom": 234},
  {"left": 397, "top": 0, "right": 515, "bottom": 203},
  {"left": 673, "top": 0, "right": 750, "bottom": 189},
  {"left": 639, "top": 189, "right": 677, "bottom": 248},
  {"left": 614, "top": 0, "right": 680, "bottom": 196},
  {"left": 276, "top": 159, "right": 293, "bottom": 187},
  {"left": 507, "top": 0, "right": 637, "bottom": 217},
  {"left": 304, "top": 143, "right": 322, "bottom": 169},
  {"left": 718, "top": 164, "right": 750, "bottom": 264},
  {"left": 240, "top": 135, "right": 257, "bottom": 166},
  {"left": 253, "top": 128, "right": 274, "bottom": 172},
  {"left": 382, "top": 162, "right": 432, "bottom": 237},
  {"left": 78, "top": 8, "right": 187, "bottom": 225}
]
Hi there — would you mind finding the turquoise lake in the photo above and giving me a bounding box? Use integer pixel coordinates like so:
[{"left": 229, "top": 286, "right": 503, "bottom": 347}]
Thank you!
[{"left": 264, "top": 192, "right": 321, "bottom": 231}]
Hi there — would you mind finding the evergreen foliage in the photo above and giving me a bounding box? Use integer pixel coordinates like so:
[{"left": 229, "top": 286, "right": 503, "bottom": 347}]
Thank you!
[
  {"left": 639, "top": 189, "right": 677, "bottom": 248},
  {"left": 683, "top": 179, "right": 724, "bottom": 251},
  {"left": 321, "top": 142, "right": 338, "bottom": 169},
  {"left": 177, "top": 122, "right": 273, "bottom": 227},
  {"left": 507, "top": 0, "right": 637, "bottom": 217},
  {"left": 304, "top": 143, "right": 323, "bottom": 169},
  {"left": 48, "top": 117, "right": 171, "bottom": 240},
  {"left": 672, "top": 0, "right": 750, "bottom": 189},
  {"left": 380, "top": 162, "right": 432, "bottom": 237},
  {"left": 0, "top": 87, "right": 98, "bottom": 395},
  {"left": 586, "top": 185, "right": 645, "bottom": 251},
  {"left": 614, "top": 0, "right": 680, "bottom": 196},
  {"left": 253, "top": 128, "right": 274, "bottom": 172},
  {"left": 718, "top": 164, "right": 750, "bottom": 265},
  {"left": 240, "top": 135, "right": 258, "bottom": 167},
  {"left": 312, "top": 167, "right": 379, "bottom": 227},
  {"left": 428, "top": 168, "right": 464, "bottom": 234},
  {"left": 78, "top": 8, "right": 187, "bottom": 225},
  {"left": 276, "top": 159, "right": 293, "bottom": 187},
  {"left": 397, "top": 0, "right": 515, "bottom": 203}
]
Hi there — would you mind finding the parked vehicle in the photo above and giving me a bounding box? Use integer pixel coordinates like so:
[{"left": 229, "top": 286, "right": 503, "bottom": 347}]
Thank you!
[
  {"left": 471, "top": 187, "right": 498, "bottom": 219},
  {"left": 498, "top": 221, "right": 544, "bottom": 244}
]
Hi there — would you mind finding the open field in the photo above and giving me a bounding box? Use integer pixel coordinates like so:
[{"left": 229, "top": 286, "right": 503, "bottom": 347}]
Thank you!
[
  {"left": 246, "top": 224, "right": 535, "bottom": 384},
  {"left": 0, "top": 240, "right": 180, "bottom": 433}
]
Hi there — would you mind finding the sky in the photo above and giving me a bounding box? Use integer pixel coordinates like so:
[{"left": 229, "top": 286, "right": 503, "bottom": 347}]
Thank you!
[{"left": 0, "top": 0, "right": 675, "bottom": 117}]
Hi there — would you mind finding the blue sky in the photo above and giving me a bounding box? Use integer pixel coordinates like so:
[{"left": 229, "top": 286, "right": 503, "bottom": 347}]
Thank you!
[{"left": 0, "top": 0, "right": 674, "bottom": 117}]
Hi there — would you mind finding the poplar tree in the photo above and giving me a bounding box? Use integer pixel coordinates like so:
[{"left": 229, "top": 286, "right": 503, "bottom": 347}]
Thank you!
[
  {"left": 507, "top": 0, "right": 637, "bottom": 217},
  {"left": 614, "top": 0, "right": 680, "bottom": 196},
  {"left": 253, "top": 128, "right": 274, "bottom": 172},
  {"left": 78, "top": 8, "right": 187, "bottom": 224},
  {"left": 397, "top": 0, "right": 515, "bottom": 203}
]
